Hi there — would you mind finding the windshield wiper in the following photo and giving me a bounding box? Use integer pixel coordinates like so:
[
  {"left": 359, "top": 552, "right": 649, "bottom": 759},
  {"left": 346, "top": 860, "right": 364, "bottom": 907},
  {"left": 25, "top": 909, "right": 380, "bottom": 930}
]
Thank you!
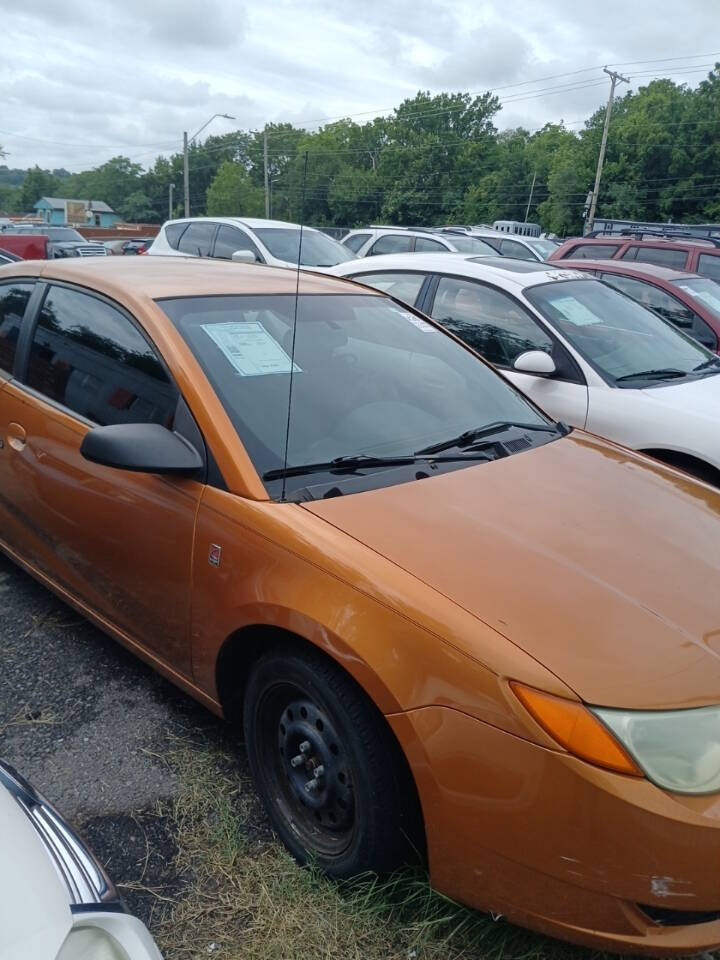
[
  {"left": 615, "top": 368, "right": 688, "bottom": 382},
  {"left": 263, "top": 451, "right": 496, "bottom": 481},
  {"left": 415, "top": 420, "right": 563, "bottom": 456},
  {"left": 693, "top": 356, "right": 720, "bottom": 372}
]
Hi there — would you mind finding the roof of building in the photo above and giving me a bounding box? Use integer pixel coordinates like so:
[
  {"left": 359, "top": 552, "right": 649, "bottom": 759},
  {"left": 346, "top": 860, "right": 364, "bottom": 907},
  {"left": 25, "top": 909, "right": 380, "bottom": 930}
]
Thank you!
[{"left": 35, "top": 197, "right": 115, "bottom": 213}]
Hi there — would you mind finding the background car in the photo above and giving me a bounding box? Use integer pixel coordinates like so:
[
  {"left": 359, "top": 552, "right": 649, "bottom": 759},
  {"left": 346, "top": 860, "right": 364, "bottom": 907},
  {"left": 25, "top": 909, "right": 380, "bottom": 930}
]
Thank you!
[
  {"left": 444, "top": 230, "right": 559, "bottom": 262},
  {"left": 553, "top": 258, "right": 720, "bottom": 352},
  {"left": 0, "top": 248, "right": 22, "bottom": 266},
  {"left": 332, "top": 252, "right": 720, "bottom": 485},
  {"left": 2, "top": 225, "right": 107, "bottom": 259},
  {"left": 103, "top": 237, "right": 152, "bottom": 255},
  {"left": 147, "top": 216, "right": 356, "bottom": 268},
  {"left": 1, "top": 758, "right": 162, "bottom": 960},
  {"left": 549, "top": 234, "right": 720, "bottom": 280},
  {"left": 340, "top": 227, "right": 497, "bottom": 257}
]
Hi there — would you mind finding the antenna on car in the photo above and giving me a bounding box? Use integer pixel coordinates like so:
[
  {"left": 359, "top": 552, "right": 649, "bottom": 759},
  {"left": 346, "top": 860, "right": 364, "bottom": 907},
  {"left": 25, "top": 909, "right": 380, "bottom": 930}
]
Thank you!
[{"left": 280, "top": 150, "right": 309, "bottom": 503}]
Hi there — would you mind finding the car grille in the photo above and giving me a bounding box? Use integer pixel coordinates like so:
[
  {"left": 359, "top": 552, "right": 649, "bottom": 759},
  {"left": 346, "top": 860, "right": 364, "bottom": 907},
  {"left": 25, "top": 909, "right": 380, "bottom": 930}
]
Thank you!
[
  {"left": 0, "top": 760, "right": 120, "bottom": 910},
  {"left": 76, "top": 245, "right": 108, "bottom": 257}
]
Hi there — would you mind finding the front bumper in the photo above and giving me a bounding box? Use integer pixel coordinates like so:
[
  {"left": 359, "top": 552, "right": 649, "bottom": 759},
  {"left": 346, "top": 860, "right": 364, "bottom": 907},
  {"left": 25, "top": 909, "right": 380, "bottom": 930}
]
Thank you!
[{"left": 389, "top": 706, "right": 720, "bottom": 955}]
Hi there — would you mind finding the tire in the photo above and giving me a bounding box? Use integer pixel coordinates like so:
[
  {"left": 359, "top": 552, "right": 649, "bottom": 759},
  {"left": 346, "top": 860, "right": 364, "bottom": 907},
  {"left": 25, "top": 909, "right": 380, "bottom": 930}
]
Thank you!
[{"left": 243, "top": 643, "right": 420, "bottom": 878}]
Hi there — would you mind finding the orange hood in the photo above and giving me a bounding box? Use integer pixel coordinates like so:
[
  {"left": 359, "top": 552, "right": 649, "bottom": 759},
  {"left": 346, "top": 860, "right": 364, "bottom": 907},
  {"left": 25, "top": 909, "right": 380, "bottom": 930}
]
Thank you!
[{"left": 303, "top": 432, "right": 720, "bottom": 710}]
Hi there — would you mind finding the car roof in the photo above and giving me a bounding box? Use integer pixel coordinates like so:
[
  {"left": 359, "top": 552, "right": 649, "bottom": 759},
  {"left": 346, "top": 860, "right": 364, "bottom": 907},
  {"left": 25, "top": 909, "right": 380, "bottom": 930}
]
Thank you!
[
  {"left": 165, "top": 216, "right": 314, "bottom": 231},
  {"left": 555, "top": 259, "right": 697, "bottom": 282},
  {"left": 332, "top": 252, "right": 587, "bottom": 289},
  {"left": 1, "top": 255, "right": 379, "bottom": 300}
]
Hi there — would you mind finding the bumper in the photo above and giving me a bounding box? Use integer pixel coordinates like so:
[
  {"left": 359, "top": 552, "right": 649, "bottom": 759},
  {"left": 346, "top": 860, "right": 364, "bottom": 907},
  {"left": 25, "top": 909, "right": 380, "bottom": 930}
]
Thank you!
[{"left": 389, "top": 706, "right": 720, "bottom": 955}]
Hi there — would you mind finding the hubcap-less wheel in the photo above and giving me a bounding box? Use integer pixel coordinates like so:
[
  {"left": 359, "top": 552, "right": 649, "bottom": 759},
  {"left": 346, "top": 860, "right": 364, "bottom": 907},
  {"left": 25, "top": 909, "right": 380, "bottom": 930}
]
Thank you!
[{"left": 260, "top": 684, "right": 356, "bottom": 857}]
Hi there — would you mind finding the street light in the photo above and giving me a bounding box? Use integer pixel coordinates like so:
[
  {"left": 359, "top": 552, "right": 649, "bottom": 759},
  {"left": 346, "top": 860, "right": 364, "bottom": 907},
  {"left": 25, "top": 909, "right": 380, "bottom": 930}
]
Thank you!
[
  {"left": 269, "top": 176, "right": 282, "bottom": 219},
  {"left": 183, "top": 113, "right": 236, "bottom": 218}
]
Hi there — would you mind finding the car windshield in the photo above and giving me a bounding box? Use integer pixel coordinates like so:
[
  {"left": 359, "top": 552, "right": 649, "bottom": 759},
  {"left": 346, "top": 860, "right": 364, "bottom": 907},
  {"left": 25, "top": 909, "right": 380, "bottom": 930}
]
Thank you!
[
  {"left": 672, "top": 277, "right": 720, "bottom": 322},
  {"left": 47, "top": 228, "right": 85, "bottom": 242},
  {"left": 525, "top": 240, "right": 559, "bottom": 259},
  {"left": 253, "top": 228, "right": 356, "bottom": 267},
  {"left": 447, "top": 236, "right": 496, "bottom": 254},
  {"left": 525, "top": 278, "right": 715, "bottom": 386},
  {"left": 158, "top": 293, "right": 558, "bottom": 499}
]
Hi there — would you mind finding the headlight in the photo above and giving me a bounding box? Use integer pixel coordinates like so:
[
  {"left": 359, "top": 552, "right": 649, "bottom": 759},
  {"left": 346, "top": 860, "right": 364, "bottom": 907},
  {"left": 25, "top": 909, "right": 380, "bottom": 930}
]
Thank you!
[{"left": 593, "top": 705, "right": 720, "bottom": 795}]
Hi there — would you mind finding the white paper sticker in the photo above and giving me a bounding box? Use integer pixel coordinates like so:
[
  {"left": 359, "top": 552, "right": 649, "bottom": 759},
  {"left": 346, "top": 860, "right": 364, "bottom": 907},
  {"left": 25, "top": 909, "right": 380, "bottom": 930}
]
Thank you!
[
  {"left": 201, "top": 321, "right": 301, "bottom": 377},
  {"left": 388, "top": 306, "right": 436, "bottom": 332},
  {"left": 551, "top": 296, "right": 601, "bottom": 326}
]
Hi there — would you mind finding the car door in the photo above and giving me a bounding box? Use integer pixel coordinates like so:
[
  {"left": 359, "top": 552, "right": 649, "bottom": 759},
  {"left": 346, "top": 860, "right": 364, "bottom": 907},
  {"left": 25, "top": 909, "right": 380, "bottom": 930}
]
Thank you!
[
  {"left": 0, "top": 282, "right": 203, "bottom": 675},
  {"left": 426, "top": 274, "right": 589, "bottom": 427}
]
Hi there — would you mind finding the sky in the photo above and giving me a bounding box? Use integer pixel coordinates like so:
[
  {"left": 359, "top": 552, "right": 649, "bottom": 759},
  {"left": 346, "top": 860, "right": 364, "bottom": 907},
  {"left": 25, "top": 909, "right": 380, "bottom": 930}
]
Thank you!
[{"left": 0, "top": 0, "right": 718, "bottom": 172}]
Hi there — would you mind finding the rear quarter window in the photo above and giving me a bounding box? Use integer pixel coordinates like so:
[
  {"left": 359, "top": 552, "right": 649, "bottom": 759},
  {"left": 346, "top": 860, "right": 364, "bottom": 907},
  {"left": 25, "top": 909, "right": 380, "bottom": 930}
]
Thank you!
[
  {"left": 624, "top": 246, "right": 688, "bottom": 269},
  {"left": 698, "top": 253, "right": 720, "bottom": 282},
  {"left": 164, "top": 222, "right": 189, "bottom": 250}
]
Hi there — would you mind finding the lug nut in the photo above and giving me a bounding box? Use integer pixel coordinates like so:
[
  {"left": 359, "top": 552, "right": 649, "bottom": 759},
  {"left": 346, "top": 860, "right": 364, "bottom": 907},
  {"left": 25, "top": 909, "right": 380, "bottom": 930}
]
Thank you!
[
  {"left": 290, "top": 755, "right": 304, "bottom": 768},
  {"left": 313, "top": 765, "right": 325, "bottom": 779},
  {"left": 304, "top": 779, "right": 318, "bottom": 793},
  {"left": 299, "top": 741, "right": 312, "bottom": 754}
]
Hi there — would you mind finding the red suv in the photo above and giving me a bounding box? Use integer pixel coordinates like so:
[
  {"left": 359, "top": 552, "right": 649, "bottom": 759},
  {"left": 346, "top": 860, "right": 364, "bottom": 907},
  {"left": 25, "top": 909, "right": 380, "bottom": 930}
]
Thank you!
[
  {"left": 549, "top": 235, "right": 720, "bottom": 281},
  {"left": 553, "top": 258, "right": 720, "bottom": 352}
]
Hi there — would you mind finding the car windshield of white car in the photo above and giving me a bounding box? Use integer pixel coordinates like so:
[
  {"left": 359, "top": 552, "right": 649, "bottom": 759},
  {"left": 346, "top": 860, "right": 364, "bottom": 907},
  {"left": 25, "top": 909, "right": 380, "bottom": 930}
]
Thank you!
[
  {"left": 253, "top": 229, "right": 356, "bottom": 267},
  {"left": 526, "top": 278, "right": 717, "bottom": 387},
  {"left": 158, "top": 293, "right": 560, "bottom": 499}
]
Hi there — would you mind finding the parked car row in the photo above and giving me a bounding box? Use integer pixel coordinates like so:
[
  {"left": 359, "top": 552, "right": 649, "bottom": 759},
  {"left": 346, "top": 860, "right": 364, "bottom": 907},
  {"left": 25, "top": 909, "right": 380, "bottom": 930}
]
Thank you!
[{"left": 3, "top": 221, "right": 720, "bottom": 956}]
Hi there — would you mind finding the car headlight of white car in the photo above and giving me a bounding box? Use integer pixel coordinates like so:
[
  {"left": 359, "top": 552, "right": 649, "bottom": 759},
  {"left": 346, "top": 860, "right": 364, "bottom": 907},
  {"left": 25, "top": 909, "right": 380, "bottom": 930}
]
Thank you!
[{"left": 593, "top": 705, "right": 720, "bottom": 794}]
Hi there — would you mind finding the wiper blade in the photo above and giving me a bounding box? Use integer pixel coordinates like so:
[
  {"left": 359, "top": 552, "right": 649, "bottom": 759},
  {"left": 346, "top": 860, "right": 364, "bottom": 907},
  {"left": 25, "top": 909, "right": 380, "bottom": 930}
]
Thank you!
[
  {"left": 615, "top": 368, "right": 688, "bottom": 382},
  {"left": 693, "top": 356, "right": 720, "bottom": 372},
  {"left": 263, "top": 451, "right": 495, "bottom": 481},
  {"left": 415, "top": 420, "right": 562, "bottom": 456}
]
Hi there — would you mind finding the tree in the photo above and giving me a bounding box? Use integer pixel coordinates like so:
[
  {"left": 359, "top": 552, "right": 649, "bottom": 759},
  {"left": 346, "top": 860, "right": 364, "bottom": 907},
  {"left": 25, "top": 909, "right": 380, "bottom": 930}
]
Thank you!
[
  {"left": 206, "top": 161, "right": 264, "bottom": 217},
  {"left": 120, "top": 191, "right": 156, "bottom": 223},
  {"left": 19, "top": 166, "right": 60, "bottom": 212}
]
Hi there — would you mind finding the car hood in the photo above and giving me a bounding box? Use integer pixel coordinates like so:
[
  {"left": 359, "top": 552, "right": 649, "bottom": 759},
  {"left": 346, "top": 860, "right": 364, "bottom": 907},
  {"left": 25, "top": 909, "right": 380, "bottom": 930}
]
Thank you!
[
  {"left": 641, "top": 370, "right": 720, "bottom": 419},
  {"left": 0, "top": 779, "right": 72, "bottom": 958},
  {"left": 303, "top": 432, "right": 720, "bottom": 709}
]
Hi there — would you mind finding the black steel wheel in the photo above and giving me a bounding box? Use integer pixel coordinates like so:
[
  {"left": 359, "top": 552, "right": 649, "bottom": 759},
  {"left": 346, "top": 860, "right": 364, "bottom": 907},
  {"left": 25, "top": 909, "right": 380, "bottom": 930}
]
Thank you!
[{"left": 243, "top": 643, "right": 421, "bottom": 877}]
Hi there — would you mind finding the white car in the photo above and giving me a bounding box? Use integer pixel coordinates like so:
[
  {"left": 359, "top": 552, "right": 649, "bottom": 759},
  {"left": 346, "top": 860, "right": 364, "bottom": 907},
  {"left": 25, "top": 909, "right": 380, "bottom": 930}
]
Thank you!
[
  {"left": 331, "top": 253, "right": 720, "bottom": 483},
  {"left": 340, "top": 227, "right": 497, "bottom": 258},
  {"left": 0, "top": 759, "right": 162, "bottom": 960},
  {"left": 147, "top": 216, "right": 355, "bottom": 269}
]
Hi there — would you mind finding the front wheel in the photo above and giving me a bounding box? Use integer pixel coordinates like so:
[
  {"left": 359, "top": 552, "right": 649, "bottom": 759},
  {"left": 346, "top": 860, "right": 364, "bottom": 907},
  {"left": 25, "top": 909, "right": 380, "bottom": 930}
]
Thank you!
[{"left": 243, "top": 644, "right": 419, "bottom": 878}]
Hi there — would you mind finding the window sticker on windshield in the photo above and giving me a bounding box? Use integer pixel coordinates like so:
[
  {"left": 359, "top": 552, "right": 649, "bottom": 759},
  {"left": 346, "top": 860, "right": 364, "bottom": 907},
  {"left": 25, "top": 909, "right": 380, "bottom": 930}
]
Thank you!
[
  {"left": 550, "top": 296, "right": 601, "bottom": 326},
  {"left": 201, "top": 321, "right": 302, "bottom": 376},
  {"left": 388, "top": 306, "right": 437, "bottom": 332},
  {"left": 678, "top": 285, "right": 720, "bottom": 310}
]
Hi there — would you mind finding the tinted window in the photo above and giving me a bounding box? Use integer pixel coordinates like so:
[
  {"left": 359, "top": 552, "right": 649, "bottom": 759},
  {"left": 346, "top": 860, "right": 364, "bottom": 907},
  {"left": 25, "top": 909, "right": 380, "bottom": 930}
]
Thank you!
[
  {"left": 624, "top": 246, "right": 688, "bottom": 269},
  {"left": 430, "top": 276, "right": 553, "bottom": 366},
  {"left": 500, "top": 239, "right": 536, "bottom": 261},
  {"left": 254, "top": 228, "right": 355, "bottom": 266},
  {"left": 343, "top": 233, "right": 371, "bottom": 253},
  {"left": 446, "top": 236, "right": 496, "bottom": 255},
  {"left": 177, "top": 221, "right": 217, "bottom": 256},
  {"left": 214, "top": 225, "right": 261, "bottom": 261},
  {"left": 370, "top": 235, "right": 413, "bottom": 255},
  {"left": 0, "top": 283, "right": 33, "bottom": 374},
  {"left": 351, "top": 272, "right": 426, "bottom": 306},
  {"left": 698, "top": 254, "right": 720, "bottom": 282},
  {"left": 164, "top": 222, "right": 188, "bottom": 249},
  {"left": 159, "top": 293, "right": 556, "bottom": 500},
  {"left": 414, "top": 237, "right": 447, "bottom": 252},
  {"left": 566, "top": 244, "right": 620, "bottom": 259},
  {"left": 26, "top": 286, "right": 178, "bottom": 427}
]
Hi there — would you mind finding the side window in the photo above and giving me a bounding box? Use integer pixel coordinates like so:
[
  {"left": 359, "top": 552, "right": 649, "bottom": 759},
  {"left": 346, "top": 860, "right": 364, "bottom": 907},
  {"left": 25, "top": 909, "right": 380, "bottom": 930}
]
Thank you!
[
  {"left": 164, "top": 222, "right": 188, "bottom": 250},
  {"left": 0, "top": 283, "right": 34, "bottom": 375},
  {"left": 26, "top": 286, "right": 179, "bottom": 428},
  {"left": 177, "top": 221, "right": 217, "bottom": 257},
  {"left": 343, "top": 233, "right": 371, "bottom": 253},
  {"left": 567, "top": 243, "right": 620, "bottom": 259},
  {"left": 369, "top": 234, "right": 413, "bottom": 256},
  {"left": 698, "top": 254, "right": 720, "bottom": 282},
  {"left": 413, "top": 237, "right": 447, "bottom": 252},
  {"left": 625, "top": 246, "right": 688, "bottom": 269},
  {"left": 429, "top": 276, "right": 553, "bottom": 367},
  {"left": 213, "top": 225, "right": 262, "bottom": 261},
  {"left": 351, "top": 272, "right": 427, "bottom": 307},
  {"left": 500, "top": 239, "right": 535, "bottom": 260}
]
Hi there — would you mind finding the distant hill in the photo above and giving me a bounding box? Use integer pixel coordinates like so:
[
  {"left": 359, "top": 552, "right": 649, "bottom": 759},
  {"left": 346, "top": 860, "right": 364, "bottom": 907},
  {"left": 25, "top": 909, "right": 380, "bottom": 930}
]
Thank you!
[{"left": 0, "top": 166, "right": 71, "bottom": 186}]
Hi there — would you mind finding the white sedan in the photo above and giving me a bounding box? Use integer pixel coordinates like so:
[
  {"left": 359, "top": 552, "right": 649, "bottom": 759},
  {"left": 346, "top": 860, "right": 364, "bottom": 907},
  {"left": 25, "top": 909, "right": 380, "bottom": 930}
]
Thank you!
[
  {"left": 331, "top": 253, "right": 720, "bottom": 484},
  {"left": 0, "top": 759, "right": 162, "bottom": 960}
]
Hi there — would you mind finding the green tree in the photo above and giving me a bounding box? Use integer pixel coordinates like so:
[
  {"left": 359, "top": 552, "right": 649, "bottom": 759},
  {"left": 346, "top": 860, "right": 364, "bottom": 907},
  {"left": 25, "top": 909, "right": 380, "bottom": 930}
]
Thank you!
[
  {"left": 19, "top": 166, "right": 60, "bottom": 212},
  {"left": 206, "top": 161, "right": 264, "bottom": 217},
  {"left": 120, "top": 191, "right": 156, "bottom": 222}
]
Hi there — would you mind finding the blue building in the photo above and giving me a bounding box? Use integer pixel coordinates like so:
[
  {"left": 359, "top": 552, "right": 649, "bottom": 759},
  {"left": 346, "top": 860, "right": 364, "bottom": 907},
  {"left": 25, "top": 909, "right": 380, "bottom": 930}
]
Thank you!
[{"left": 34, "top": 197, "right": 119, "bottom": 228}]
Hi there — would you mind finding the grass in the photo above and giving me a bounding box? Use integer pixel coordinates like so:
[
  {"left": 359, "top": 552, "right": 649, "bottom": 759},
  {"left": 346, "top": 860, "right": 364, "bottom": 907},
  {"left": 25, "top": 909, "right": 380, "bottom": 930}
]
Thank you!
[{"left": 149, "top": 733, "right": 611, "bottom": 960}]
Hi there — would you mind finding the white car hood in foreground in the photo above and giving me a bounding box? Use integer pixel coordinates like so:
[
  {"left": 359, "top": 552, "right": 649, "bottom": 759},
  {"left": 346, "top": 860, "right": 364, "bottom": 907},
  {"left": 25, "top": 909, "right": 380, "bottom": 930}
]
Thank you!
[
  {"left": 641, "top": 370, "right": 720, "bottom": 419},
  {"left": 0, "top": 784, "right": 72, "bottom": 959}
]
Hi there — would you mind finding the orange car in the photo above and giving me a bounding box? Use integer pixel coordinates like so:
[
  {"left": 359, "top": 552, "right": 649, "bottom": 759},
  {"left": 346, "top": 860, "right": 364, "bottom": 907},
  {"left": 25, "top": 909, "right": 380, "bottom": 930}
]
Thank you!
[{"left": 2, "top": 256, "right": 720, "bottom": 954}]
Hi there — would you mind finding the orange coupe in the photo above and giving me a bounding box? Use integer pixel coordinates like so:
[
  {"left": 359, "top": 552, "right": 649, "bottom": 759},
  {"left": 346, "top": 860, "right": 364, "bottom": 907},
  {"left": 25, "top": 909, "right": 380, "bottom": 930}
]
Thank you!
[{"left": 1, "top": 256, "right": 720, "bottom": 954}]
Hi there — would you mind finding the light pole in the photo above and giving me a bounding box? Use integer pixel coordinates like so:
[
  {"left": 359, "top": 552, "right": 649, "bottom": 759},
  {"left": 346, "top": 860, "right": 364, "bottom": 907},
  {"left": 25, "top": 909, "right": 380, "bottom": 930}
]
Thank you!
[
  {"left": 269, "top": 177, "right": 281, "bottom": 219},
  {"left": 183, "top": 113, "right": 235, "bottom": 218},
  {"left": 168, "top": 182, "right": 175, "bottom": 220}
]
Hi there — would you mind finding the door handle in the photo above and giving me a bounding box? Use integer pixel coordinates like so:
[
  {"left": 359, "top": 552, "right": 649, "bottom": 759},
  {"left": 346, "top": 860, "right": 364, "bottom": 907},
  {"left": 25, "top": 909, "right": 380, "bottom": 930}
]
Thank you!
[{"left": 8, "top": 422, "right": 27, "bottom": 451}]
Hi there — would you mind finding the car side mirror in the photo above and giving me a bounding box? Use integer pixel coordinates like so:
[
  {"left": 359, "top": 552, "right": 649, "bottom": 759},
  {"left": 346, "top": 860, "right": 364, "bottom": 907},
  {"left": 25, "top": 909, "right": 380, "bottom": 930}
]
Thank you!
[
  {"left": 80, "top": 423, "right": 203, "bottom": 475},
  {"left": 232, "top": 249, "right": 259, "bottom": 263},
  {"left": 513, "top": 350, "right": 557, "bottom": 376}
]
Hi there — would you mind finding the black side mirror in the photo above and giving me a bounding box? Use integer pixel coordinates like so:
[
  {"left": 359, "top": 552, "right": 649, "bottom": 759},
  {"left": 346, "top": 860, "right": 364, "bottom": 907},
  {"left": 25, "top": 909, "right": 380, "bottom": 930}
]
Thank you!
[{"left": 80, "top": 423, "right": 203, "bottom": 475}]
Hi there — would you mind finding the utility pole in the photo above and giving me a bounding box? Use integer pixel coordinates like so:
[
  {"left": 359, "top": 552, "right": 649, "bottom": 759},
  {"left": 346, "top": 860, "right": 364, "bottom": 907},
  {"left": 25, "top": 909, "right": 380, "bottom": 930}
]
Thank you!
[
  {"left": 264, "top": 129, "right": 270, "bottom": 218},
  {"left": 586, "top": 67, "right": 630, "bottom": 234},
  {"left": 524, "top": 170, "right": 537, "bottom": 223},
  {"left": 183, "top": 132, "right": 190, "bottom": 218},
  {"left": 168, "top": 182, "right": 175, "bottom": 220}
]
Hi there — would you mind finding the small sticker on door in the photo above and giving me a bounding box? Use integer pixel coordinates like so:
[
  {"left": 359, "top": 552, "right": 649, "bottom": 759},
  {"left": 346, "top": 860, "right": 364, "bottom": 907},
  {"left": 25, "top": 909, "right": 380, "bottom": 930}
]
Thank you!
[{"left": 208, "top": 544, "right": 222, "bottom": 567}]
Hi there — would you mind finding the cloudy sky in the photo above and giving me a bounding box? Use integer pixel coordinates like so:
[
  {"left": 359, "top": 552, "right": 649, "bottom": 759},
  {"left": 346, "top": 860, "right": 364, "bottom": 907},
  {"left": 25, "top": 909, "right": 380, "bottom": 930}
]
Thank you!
[{"left": 1, "top": 0, "right": 718, "bottom": 172}]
